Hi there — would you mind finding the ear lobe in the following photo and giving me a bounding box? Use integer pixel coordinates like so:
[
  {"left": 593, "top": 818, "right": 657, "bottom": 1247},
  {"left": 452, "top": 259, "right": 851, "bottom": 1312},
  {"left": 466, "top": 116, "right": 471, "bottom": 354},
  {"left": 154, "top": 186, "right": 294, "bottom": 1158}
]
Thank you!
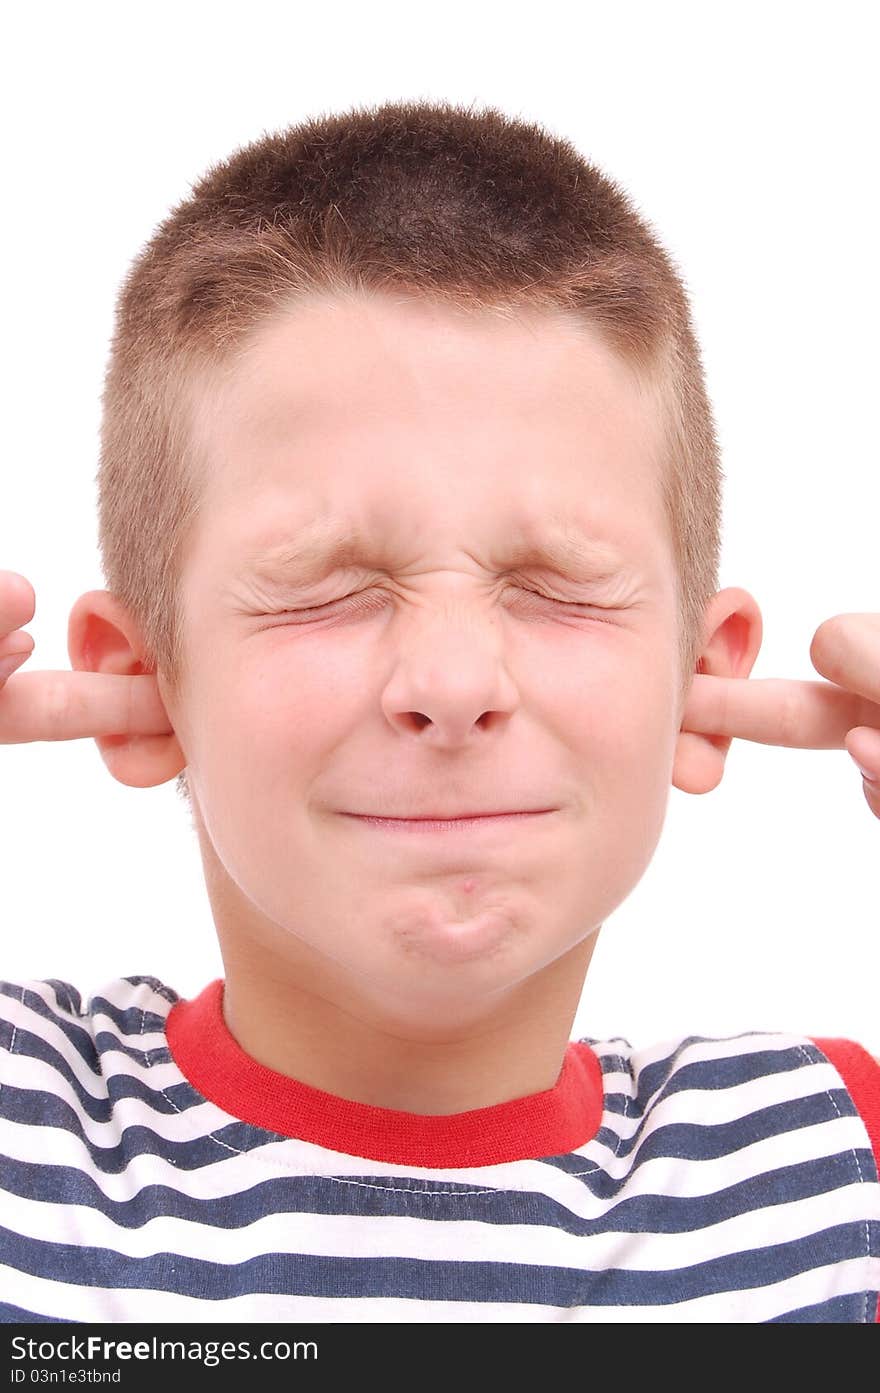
[
  {"left": 96, "top": 724, "right": 188, "bottom": 790},
  {"left": 672, "top": 730, "right": 727, "bottom": 794}
]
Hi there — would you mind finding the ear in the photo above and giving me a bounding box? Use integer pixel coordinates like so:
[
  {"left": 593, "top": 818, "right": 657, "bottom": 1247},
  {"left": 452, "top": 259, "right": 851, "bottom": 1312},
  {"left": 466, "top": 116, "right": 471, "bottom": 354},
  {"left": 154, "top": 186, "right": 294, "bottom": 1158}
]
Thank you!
[
  {"left": 67, "top": 590, "right": 187, "bottom": 789},
  {"left": 671, "top": 586, "right": 763, "bottom": 795}
]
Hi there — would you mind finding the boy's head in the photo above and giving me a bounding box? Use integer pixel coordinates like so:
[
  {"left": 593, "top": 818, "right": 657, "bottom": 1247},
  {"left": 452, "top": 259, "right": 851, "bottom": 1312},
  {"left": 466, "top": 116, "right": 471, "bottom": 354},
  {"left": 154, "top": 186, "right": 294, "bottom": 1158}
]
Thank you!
[{"left": 71, "top": 99, "right": 761, "bottom": 1034}]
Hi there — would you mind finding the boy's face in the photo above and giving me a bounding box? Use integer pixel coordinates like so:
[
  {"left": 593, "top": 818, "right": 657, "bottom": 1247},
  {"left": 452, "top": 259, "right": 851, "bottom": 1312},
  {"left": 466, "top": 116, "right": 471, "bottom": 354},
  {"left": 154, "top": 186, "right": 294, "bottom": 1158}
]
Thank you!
[{"left": 167, "top": 291, "right": 685, "bottom": 1029}]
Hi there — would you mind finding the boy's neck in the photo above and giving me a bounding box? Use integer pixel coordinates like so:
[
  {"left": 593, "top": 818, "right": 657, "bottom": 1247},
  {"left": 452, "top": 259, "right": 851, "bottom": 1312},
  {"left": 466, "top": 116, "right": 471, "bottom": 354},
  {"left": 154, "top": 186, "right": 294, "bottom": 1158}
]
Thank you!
[{"left": 215, "top": 932, "right": 599, "bottom": 1115}]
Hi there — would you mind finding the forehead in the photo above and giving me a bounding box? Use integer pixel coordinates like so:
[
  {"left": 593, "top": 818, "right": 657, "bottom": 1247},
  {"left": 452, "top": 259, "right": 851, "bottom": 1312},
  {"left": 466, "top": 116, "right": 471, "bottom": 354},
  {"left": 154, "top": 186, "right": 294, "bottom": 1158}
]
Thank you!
[
  {"left": 186, "top": 291, "right": 670, "bottom": 564},
  {"left": 206, "top": 290, "right": 661, "bottom": 443}
]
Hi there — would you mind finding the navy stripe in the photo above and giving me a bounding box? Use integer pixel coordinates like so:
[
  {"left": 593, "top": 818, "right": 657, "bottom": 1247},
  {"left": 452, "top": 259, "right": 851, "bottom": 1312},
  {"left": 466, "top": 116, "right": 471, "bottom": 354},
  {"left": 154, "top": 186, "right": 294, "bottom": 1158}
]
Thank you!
[
  {"left": 597, "top": 1090, "right": 856, "bottom": 1166},
  {"left": 1, "top": 986, "right": 876, "bottom": 1321},
  {"left": 3, "top": 1294, "right": 869, "bottom": 1323},
  {"left": 37, "top": 979, "right": 178, "bottom": 1032},
  {"left": 603, "top": 1057, "right": 853, "bottom": 1142},
  {"left": 1, "top": 1148, "right": 872, "bottom": 1235},
  {"left": 601, "top": 1048, "right": 835, "bottom": 1124},
  {"left": 604, "top": 1045, "right": 824, "bottom": 1116},
  {"left": 40, "top": 980, "right": 83, "bottom": 1016},
  {"left": 590, "top": 1048, "right": 632, "bottom": 1075},
  {"left": 586, "top": 1032, "right": 792, "bottom": 1081},
  {"left": 0, "top": 1073, "right": 864, "bottom": 1184},
  {"left": 90, "top": 1030, "right": 169, "bottom": 1067},
  {"left": 0, "top": 989, "right": 174, "bottom": 1073},
  {"left": 87, "top": 992, "right": 179, "bottom": 1036},
  {"left": 0, "top": 978, "right": 178, "bottom": 1047},
  {"left": 0, "top": 1092, "right": 280, "bottom": 1173},
  {"left": 0, "top": 1221, "right": 871, "bottom": 1306},
  {"left": 550, "top": 1091, "right": 861, "bottom": 1192},
  {"left": 561, "top": 1152, "right": 874, "bottom": 1232},
  {"left": 767, "top": 1292, "right": 876, "bottom": 1322},
  {"left": 0, "top": 985, "right": 104, "bottom": 1073},
  {"left": 0, "top": 1030, "right": 200, "bottom": 1123},
  {"left": 0, "top": 1302, "right": 74, "bottom": 1323},
  {"left": 121, "top": 975, "right": 181, "bottom": 1001},
  {"left": 638, "top": 1040, "right": 826, "bottom": 1103}
]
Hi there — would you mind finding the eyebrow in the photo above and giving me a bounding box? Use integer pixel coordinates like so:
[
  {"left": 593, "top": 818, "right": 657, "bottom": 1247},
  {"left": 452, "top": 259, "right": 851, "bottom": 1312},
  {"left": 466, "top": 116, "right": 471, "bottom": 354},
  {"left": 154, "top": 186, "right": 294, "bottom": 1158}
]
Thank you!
[{"left": 243, "top": 519, "right": 634, "bottom": 591}]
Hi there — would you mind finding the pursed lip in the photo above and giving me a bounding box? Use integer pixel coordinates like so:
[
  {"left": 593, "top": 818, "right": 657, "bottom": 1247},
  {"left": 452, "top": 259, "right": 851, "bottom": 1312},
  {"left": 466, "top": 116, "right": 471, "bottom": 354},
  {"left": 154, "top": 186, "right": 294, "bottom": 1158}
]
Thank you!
[{"left": 342, "top": 809, "right": 556, "bottom": 820}]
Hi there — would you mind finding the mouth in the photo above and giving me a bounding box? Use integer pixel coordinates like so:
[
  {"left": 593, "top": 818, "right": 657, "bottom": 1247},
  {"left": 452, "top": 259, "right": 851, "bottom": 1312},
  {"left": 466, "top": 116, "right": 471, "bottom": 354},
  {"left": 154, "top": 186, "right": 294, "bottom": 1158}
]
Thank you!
[
  {"left": 343, "top": 808, "right": 557, "bottom": 820},
  {"left": 340, "top": 810, "right": 557, "bottom": 833}
]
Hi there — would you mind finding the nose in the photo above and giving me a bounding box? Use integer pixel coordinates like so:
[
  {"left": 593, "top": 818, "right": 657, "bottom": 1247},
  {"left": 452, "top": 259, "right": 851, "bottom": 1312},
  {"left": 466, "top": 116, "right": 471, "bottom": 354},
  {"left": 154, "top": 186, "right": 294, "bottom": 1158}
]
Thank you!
[{"left": 379, "top": 611, "right": 520, "bottom": 747}]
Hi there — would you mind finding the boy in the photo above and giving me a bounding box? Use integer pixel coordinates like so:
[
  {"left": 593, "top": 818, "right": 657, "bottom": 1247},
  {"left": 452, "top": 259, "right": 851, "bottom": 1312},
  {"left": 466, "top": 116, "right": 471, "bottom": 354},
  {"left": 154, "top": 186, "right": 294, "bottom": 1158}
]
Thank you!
[{"left": 1, "top": 98, "right": 878, "bottom": 1323}]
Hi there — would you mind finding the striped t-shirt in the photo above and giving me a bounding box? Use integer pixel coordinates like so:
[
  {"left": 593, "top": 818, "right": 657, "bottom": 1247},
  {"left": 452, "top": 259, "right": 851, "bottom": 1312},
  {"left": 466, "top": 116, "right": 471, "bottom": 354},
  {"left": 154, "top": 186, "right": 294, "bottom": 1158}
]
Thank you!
[{"left": 1, "top": 973, "right": 878, "bottom": 1323}]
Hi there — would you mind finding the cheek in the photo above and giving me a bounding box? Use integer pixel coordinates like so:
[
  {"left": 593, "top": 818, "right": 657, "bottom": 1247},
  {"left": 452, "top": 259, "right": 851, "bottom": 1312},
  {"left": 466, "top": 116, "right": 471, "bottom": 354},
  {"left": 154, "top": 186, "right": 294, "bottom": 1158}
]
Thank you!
[
  {"left": 562, "top": 647, "right": 678, "bottom": 785},
  {"left": 200, "top": 622, "right": 675, "bottom": 772},
  {"left": 553, "top": 631, "right": 674, "bottom": 723},
  {"left": 219, "top": 641, "right": 358, "bottom": 756}
]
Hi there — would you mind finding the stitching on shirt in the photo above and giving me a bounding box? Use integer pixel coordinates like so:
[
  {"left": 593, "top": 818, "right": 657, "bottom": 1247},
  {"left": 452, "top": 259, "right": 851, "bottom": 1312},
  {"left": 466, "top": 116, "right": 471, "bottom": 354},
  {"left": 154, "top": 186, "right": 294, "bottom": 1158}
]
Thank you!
[
  {"left": 3, "top": 982, "right": 601, "bottom": 1195},
  {"left": 153, "top": 1044, "right": 606, "bottom": 1188},
  {"left": 613, "top": 1080, "right": 629, "bottom": 1158},
  {"left": 1, "top": 985, "right": 26, "bottom": 1102},
  {"left": 140, "top": 996, "right": 260, "bottom": 1159},
  {"left": 141, "top": 987, "right": 867, "bottom": 1258},
  {"left": 0, "top": 984, "right": 27, "bottom": 1120},
  {"left": 153, "top": 1049, "right": 248, "bottom": 1157},
  {"left": 331, "top": 1178, "right": 502, "bottom": 1196},
  {"left": 138, "top": 979, "right": 609, "bottom": 1187},
  {"left": 796, "top": 1042, "right": 870, "bottom": 1324},
  {"left": 146, "top": 1024, "right": 604, "bottom": 1188},
  {"left": 139, "top": 1001, "right": 155, "bottom": 1070},
  {"left": 327, "top": 1159, "right": 602, "bottom": 1195}
]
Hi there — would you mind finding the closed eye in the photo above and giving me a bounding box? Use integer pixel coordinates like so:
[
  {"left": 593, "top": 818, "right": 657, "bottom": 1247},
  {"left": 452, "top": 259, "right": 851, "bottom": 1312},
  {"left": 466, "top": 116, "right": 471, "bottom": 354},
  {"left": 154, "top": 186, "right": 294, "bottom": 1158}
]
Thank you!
[
  {"left": 262, "top": 585, "right": 617, "bottom": 622},
  {"left": 516, "top": 587, "right": 615, "bottom": 617}
]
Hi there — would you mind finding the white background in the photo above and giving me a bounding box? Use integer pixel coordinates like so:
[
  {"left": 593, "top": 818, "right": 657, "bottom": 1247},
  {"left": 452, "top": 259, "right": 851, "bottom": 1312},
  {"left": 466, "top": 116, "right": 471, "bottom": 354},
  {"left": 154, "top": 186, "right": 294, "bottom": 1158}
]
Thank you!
[{"left": 1, "top": 1, "right": 877, "bottom": 1052}]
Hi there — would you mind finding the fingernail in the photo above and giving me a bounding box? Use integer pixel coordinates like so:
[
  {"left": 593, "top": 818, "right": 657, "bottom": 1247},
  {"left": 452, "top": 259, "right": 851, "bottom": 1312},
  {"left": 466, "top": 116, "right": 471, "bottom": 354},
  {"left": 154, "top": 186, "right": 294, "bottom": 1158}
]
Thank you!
[
  {"left": 0, "top": 651, "right": 29, "bottom": 683},
  {"left": 849, "top": 753, "right": 879, "bottom": 784}
]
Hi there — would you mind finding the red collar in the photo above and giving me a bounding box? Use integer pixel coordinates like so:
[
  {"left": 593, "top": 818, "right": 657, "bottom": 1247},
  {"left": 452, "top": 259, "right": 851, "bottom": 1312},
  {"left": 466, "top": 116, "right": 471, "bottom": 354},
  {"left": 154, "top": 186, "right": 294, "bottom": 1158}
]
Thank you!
[{"left": 166, "top": 979, "right": 605, "bottom": 1167}]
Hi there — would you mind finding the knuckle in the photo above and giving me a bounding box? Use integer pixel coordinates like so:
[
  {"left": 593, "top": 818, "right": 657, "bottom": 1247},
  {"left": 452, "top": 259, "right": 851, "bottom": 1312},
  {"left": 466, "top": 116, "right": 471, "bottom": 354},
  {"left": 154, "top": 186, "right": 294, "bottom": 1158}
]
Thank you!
[
  {"left": 127, "top": 675, "right": 137, "bottom": 736},
  {"left": 43, "top": 674, "right": 69, "bottom": 740},
  {"left": 777, "top": 682, "right": 804, "bottom": 747}
]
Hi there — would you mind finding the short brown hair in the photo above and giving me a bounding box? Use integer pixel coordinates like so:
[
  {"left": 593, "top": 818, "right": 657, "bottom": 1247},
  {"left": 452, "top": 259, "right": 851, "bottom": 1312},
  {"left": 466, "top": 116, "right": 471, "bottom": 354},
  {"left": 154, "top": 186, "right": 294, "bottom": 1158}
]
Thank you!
[{"left": 96, "top": 98, "right": 721, "bottom": 809}]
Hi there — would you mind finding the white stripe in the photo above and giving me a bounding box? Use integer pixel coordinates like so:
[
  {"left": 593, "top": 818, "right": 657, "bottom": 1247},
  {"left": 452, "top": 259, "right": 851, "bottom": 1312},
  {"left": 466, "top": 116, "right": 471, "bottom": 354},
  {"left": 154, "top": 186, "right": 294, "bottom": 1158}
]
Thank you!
[
  {"left": 598, "top": 1058, "right": 855, "bottom": 1145},
  {"left": 2, "top": 1170, "right": 877, "bottom": 1278},
  {"left": 2, "top": 983, "right": 876, "bottom": 1323},
  {"left": 0, "top": 1055, "right": 216, "bottom": 1149},
  {"left": 592, "top": 1032, "right": 825, "bottom": 1119},
  {"left": 573, "top": 1112, "right": 871, "bottom": 1192},
  {"left": 3, "top": 992, "right": 839, "bottom": 1162},
  {"left": 624, "top": 1030, "right": 813, "bottom": 1073},
  {"left": 0, "top": 1113, "right": 275, "bottom": 1200},
  {"left": 0, "top": 1106, "right": 870, "bottom": 1216},
  {"left": 0, "top": 1042, "right": 186, "bottom": 1108},
  {"left": 1, "top": 992, "right": 173, "bottom": 1098},
  {"left": 2, "top": 1254, "right": 877, "bottom": 1323},
  {"left": 2, "top": 975, "right": 175, "bottom": 1048},
  {"left": 592, "top": 1029, "right": 816, "bottom": 1081}
]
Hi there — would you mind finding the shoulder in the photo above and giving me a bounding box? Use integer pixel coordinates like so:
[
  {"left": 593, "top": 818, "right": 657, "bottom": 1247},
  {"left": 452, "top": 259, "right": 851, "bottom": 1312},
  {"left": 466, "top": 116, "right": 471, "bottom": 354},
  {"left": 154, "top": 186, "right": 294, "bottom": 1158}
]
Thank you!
[
  {"left": 0, "top": 975, "right": 184, "bottom": 1132},
  {"left": 1, "top": 974, "right": 180, "bottom": 1055}
]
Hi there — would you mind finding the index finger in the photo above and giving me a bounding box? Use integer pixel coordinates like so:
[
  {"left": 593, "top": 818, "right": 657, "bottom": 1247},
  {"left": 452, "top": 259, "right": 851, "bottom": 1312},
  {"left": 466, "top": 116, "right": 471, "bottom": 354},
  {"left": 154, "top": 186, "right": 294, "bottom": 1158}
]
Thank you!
[
  {"left": 0, "top": 670, "right": 173, "bottom": 743},
  {"left": 681, "top": 673, "right": 880, "bottom": 750}
]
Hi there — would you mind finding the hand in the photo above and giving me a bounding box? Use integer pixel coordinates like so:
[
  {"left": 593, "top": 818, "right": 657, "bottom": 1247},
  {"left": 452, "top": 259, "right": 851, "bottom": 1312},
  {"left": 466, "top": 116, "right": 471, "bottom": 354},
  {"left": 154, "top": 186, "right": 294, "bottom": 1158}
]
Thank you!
[
  {"left": 0, "top": 570, "right": 170, "bottom": 746},
  {"left": 682, "top": 614, "right": 880, "bottom": 818}
]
